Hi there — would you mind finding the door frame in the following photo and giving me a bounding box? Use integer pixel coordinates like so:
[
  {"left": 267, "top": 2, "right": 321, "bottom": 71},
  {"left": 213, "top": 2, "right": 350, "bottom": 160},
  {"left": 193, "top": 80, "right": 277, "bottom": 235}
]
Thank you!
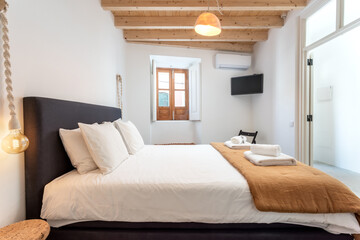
[
  {"left": 156, "top": 68, "right": 190, "bottom": 121},
  {"left": 297, "top": 0, "right": 360, "bottom": 164},
  {"left": 307, "top": 54, "right": 314, "bottom": 166}
]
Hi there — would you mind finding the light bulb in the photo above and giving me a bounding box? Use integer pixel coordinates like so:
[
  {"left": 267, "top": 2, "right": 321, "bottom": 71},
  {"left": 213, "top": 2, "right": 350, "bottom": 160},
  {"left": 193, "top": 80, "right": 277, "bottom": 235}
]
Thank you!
[{"left": 1, "top": 129, "right": 29, "bottom": 154}]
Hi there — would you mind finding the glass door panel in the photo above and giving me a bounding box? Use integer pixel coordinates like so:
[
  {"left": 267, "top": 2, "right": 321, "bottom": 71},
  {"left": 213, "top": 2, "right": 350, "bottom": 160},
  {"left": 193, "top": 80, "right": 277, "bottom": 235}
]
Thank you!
[
  {"left": 158, "top": 90, "right": 170, "bottom": 107},
  {"left": 158, "top": 72, "right": 170, "bottom": 89},
  {"left": 175, "top": 91, "right": 186, "bottom": 107},
  {"left": 310, "top": 25, "right": 360, "bottom": 196},
  {"left": 174, "top": 73, "right": 186, "bottom": 90}
]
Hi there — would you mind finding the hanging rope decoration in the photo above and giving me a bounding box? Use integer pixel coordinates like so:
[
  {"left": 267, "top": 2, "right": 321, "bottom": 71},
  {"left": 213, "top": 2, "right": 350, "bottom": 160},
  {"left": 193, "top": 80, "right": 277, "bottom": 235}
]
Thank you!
[
  {"left": 0, "top": 0, "right": 29, "bottom": 154},
  {"left": 116, "top": 74, "right": 123, "bottom": 117},
  {"left": 1, "top": 1, "right": 20, "bottom": 129}
]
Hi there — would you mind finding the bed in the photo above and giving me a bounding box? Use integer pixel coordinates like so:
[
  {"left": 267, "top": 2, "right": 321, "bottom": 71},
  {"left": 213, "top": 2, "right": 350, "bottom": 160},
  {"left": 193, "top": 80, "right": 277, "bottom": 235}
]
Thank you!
[{"left": 23, "top": 96, "right": 355, "bottom": 240}]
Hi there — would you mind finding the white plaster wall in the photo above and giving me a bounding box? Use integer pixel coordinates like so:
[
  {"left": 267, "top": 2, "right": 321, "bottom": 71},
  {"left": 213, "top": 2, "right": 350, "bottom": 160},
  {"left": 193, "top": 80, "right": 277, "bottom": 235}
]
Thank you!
[
  {"left": 0, "top": 0, "right": 126, "bottom": 227},
  {"left": 151, "top": 121, "right": 200, "bottom": 144},
  {"left": 124, "top": 43, "right": 254, "bottom": 144},
  {"left": 252, "top": 10, "right": 301, "bottom": 156}
]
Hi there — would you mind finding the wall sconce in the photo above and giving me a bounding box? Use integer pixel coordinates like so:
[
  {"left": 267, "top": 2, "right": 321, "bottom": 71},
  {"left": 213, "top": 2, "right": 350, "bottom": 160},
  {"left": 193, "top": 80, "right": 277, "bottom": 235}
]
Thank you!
[{"left": 0, "top": 0, "right": 29, "bottom": 154}]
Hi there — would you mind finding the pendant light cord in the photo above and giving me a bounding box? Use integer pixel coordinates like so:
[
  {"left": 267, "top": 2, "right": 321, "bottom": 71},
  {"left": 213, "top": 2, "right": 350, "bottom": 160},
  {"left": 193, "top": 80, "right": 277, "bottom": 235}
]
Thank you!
[
  {"left": 207, "top": 0, "right": 223, "bottom": 15},
  {"left": 0, "top": 2, "right": 18, "bottom": 126},
  {"left": 215, "top": 0, "right": 223, "bottom": 15}
]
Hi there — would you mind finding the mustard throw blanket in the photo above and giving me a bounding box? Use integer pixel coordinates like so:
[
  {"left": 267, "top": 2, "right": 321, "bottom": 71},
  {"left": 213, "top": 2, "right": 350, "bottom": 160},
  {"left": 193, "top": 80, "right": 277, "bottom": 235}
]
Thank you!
[{"left": 211, "top": 142, "right": 360, "bottom": 239}]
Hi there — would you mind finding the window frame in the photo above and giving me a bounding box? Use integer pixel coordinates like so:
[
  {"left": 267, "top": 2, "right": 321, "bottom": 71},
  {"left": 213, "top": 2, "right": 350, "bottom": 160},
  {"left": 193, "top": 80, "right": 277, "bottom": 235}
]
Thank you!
[{"left": 156, "top": 68, "right": 189, "bottom": 121}]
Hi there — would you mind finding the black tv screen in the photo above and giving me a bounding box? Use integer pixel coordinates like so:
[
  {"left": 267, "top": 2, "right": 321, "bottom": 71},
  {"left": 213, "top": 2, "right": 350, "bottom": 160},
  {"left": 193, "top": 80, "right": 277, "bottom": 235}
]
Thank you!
[{"left": 231, "top": 74, "right": 263, "bottom": 95}]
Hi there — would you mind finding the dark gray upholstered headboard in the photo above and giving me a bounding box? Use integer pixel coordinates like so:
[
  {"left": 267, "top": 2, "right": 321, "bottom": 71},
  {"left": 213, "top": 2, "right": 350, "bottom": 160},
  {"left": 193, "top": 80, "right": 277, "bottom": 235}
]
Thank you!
[{"left": 23, "top": 97, "right": 121, "bottom": 219}]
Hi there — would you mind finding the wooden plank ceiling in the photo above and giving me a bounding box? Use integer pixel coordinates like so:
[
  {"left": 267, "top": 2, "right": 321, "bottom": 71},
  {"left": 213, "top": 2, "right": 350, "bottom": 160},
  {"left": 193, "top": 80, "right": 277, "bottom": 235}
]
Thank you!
[{"left": 101, "top": 0, "right": 308, "bottom": 53}]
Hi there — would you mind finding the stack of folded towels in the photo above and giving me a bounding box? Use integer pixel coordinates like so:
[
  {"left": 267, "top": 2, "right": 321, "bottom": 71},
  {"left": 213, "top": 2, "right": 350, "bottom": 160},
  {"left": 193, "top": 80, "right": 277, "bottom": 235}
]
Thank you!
[
  {"left": 244, "top": 144, "right": 297, "bottom": 166},
  {"left": 225, "top": 135, "right": 252, "bottom": 149}
]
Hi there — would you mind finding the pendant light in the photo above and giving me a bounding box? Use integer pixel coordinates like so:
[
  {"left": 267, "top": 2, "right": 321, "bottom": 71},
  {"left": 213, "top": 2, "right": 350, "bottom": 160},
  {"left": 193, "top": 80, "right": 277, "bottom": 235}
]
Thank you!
[
  {"left": 1, "top": 1, "right": 29, "bottom": 154},
  {"left": 195, "top": 0, "right": 222, "bottom": 37}
]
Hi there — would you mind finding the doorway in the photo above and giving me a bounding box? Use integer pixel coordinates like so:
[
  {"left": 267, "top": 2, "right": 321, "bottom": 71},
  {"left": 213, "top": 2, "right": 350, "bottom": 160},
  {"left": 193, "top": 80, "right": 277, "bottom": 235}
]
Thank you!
[
  {"left": 299, "top": 0, "right": 360, "bottom": 196},
  {"left": 308, "top": 27, "right": 360, "bottom": 196}
]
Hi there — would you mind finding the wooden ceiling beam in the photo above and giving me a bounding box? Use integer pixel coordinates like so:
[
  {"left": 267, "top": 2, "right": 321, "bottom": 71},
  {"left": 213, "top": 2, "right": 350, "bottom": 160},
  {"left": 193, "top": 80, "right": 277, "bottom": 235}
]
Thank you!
[
  {"left": 102, "top": 0, "right": 307, "bottom": 11},
  {"left": 115, "top": 16, "right": 284, "bottom": 29},
  {"left": 126, "top": 41, "right": 255, "bottom": 52},
  {"left": 112, "top": 10, "right": 287, "bottom": 17},
  {"left": 123, "top": 29, "right": 268, "bottom": 42}
]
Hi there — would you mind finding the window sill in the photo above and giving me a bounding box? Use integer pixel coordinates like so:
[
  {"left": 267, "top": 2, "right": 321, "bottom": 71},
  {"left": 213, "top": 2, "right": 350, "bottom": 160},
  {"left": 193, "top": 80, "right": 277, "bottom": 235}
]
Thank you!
[
  {"left": 155, "top": 120, "right": 189, "bottom": 123},
  {"left": 154, "top": 120, "right": 200, "bottom": 123}
]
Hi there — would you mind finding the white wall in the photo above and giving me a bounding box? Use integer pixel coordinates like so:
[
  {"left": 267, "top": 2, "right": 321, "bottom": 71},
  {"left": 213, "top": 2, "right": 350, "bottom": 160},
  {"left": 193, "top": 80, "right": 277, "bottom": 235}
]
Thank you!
[
  {"left": 312, "top": 25, "right": 360, "bottom": 173},
  {"left": 0, "top": 0, "right": 126, "bottom": 227},
  {"left": 151, "top": 121, "right": 200, "bottom": 144},
  {"left": 124, "top": 43, "right": 254, "bottom": 144},
  {"left": 251, "top": 10, "right": 301, "bottom": 156}
]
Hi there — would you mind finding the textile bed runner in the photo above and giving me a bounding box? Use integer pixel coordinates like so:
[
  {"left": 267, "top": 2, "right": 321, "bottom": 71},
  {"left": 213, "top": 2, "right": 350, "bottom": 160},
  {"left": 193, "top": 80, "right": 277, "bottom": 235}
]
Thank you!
[{"left": 210, "top": 142, "right": 360, "bottom": 240}]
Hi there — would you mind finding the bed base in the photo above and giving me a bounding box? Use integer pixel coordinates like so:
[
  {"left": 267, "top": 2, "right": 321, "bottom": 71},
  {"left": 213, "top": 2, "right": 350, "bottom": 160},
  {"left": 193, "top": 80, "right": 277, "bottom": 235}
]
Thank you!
[{"left": 49, "top": 223, "right": 353, "bottom": 240}]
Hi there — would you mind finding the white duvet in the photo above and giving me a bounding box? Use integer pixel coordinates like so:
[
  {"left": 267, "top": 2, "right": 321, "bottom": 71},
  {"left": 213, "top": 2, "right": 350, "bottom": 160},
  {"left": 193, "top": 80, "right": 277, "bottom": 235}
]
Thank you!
[{"left": 41, "top": 145, "right": 360, "bottom": 235}]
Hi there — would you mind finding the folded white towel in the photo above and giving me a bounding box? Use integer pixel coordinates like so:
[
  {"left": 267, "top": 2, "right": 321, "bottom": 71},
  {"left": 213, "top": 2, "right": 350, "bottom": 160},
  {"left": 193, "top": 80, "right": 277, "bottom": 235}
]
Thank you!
[
  {"left": 244, "top": 151, "right": 297, "bottom": 166},
  {"left": 250, "top": 144, "right": 281, "bottom": 157},
  {"left": 225, "top": 141, "right": 251, "bottom": 150},
  {"left": 231, "top": 136, "right": 247, "bottom": 144}
]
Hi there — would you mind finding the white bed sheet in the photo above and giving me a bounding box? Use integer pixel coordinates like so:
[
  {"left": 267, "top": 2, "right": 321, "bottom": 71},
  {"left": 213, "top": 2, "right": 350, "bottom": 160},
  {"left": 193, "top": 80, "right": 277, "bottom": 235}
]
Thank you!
[{"left": 41, "top": 145, "right": 360, "bottom": 234}]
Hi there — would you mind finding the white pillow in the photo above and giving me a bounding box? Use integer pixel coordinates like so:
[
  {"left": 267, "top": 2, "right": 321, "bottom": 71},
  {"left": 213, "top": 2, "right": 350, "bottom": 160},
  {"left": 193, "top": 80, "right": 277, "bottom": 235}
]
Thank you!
[
  {"left": 113, "top": 120, "right": 144, "bottom": 155},
  {"left": 59, "top": 128, "right": 98, "bottom": 174},
  {"left": 79, "top": 122, "right": 129, "bottom": 174}
]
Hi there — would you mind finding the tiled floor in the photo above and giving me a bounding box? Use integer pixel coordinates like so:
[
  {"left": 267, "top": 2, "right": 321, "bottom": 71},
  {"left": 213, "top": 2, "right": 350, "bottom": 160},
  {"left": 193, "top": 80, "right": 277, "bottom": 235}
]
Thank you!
[{"left": 314, "top": 162, "right": 360, "bottom": 197}]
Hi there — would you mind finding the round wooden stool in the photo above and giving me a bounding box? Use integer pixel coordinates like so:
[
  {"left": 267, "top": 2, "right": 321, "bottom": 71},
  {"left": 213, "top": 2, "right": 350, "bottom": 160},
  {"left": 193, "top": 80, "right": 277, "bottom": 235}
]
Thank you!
[{"left": 0, "top": 219, "right": 50, "bottom": 240}]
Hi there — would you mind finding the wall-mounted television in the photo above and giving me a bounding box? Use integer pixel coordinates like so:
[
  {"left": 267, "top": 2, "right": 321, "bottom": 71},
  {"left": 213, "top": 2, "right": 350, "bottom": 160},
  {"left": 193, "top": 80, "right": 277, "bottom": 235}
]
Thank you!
[{"left": 231, "top": 74, "right": 263, "bottom": 95}]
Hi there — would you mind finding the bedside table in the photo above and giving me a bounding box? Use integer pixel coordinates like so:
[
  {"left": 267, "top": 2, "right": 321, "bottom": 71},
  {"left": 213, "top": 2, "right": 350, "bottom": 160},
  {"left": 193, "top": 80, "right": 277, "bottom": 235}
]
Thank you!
[{"left": 0, "top": 219, "right": 50, "bottom": 240}]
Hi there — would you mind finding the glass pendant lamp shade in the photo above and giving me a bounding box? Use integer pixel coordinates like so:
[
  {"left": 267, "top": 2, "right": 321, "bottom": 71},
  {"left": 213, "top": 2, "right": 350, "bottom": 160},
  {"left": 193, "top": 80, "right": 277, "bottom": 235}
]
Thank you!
[
  {"left": 1, "top": 129, "right": 29, "bottom": 154},
  {"left": 194, "top": 12, "right": 222, "bottom": 36}
]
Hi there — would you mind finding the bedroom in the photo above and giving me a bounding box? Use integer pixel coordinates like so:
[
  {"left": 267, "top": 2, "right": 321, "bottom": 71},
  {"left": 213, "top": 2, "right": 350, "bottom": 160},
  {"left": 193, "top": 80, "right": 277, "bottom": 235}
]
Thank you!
[{"left": 0, "top": 0, "right": 360, "bottom": 239}]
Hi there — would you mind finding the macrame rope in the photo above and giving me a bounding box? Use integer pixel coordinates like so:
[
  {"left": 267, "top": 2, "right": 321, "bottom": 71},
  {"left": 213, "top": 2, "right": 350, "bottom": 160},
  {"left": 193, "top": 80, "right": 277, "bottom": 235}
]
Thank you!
[
  {"left": 1, "top": 2, "right": 16, "bottom": 118},
  {"left": 116, "top": 74, "right": 123, "bottom": 116}
]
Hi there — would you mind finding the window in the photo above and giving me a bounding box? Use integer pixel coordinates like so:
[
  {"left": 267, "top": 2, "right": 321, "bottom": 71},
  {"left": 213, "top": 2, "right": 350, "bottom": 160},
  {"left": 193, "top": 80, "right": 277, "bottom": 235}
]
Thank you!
[
  {"left": 150, "top": 55, "right": 201, "bottom": 122},
  {"left": 156, "top": 68, "right": 189, "bottom": 121},
  {"left": 306, "top": 0, "right": 337, "bottom": 46},
  {"left": 344, "top": 0, "right": 360, "bottom": 25}
]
